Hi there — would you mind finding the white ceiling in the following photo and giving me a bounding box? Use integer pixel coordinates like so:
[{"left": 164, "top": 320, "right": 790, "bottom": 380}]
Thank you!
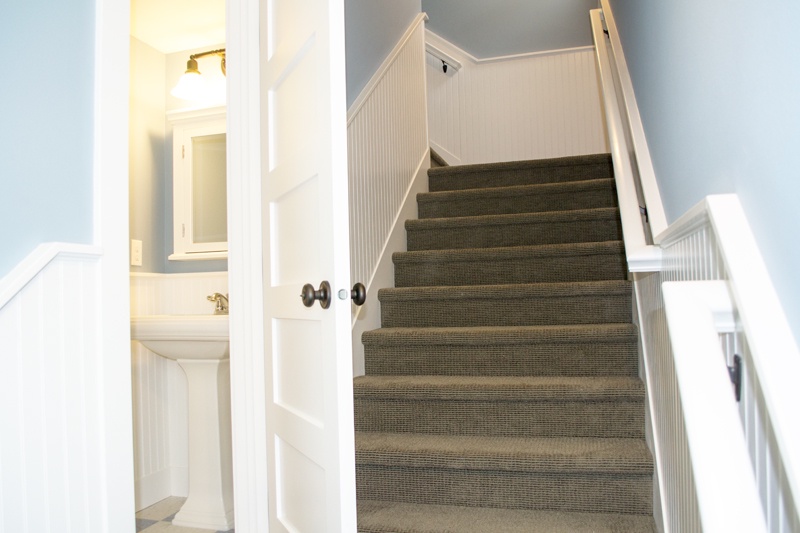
[{"left": 131, "top": 0, "right": 225, "bottom": 54}]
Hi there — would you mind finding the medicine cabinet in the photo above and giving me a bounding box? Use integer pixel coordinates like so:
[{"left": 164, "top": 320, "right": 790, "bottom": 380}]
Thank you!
[{"left": 168, "top": 106, "right": 227, "bottom": 260}]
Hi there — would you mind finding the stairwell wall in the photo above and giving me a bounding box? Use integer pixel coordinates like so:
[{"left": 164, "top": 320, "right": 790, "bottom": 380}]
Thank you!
[
  {"left": 347, "top": 14, "right": 430, "bottom": 375},
  {"left": 426, "top": 30, "right": 609, "bottom": 166},
  {"left": 606, "top": 0, "right": 800, "bottom": 350},
  {"left": 0, "top": 1, "right": 95, "bottom": 278}
]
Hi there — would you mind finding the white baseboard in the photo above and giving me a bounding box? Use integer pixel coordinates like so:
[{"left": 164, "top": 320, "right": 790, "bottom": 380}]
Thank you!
[
  {"left": 351, "top": 149, "right": 430, "bottom": 376},
  {"left": 135, "top": 468, "right": 173, "bottom": 511},
  {"left": 430, "top": 140, "right": 461, "bottom": 167},
  {"left": 135, "top": 466, "right": 188, "bottom": 512},
  {"left": 633, "top": 276, "right": 668, "bottom": 533}
]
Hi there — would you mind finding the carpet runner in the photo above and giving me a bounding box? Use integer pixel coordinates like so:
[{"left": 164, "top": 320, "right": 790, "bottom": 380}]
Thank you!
[{"left": 355, "top": 154, "right": 655, "bottom": 532}]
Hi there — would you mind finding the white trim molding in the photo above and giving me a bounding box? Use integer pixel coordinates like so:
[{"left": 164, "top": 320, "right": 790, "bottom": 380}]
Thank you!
[
  {"left": 662, "top": 280, "right": 766, "bottom": 533},
  {"left": 226, "top": 0, "right": 270, "bottom": 529},
  {"left": 94, "top": 0, "right": 137, "bottom": 528},
  {"left": 425, "top": 29, "right": 594, "bottom": 65},
  {"left": 425, "top": 40, "right": 462, "bottom": 72},
  {"left": 0, "top": 243, "right": 102, "bottom": 308}
]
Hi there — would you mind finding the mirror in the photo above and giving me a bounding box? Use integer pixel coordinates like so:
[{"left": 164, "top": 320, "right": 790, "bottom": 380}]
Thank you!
[{"left": 168, "top": 107, "right": 227, "bottom": 260}]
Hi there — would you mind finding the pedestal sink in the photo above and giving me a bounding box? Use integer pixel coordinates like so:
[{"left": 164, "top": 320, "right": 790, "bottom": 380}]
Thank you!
[{"left": 131, "top": 315, "right": 234, "bottom": 531}]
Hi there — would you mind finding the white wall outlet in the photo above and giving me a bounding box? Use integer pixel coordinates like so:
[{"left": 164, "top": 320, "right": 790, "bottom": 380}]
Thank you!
[{"left": 131, "top": 239, "right": 143, "bottom": 267}]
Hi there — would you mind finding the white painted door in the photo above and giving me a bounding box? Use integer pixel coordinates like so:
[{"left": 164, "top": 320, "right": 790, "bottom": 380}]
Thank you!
[{"left": 260, "top": 0, "right": 357, "bottom": 531}]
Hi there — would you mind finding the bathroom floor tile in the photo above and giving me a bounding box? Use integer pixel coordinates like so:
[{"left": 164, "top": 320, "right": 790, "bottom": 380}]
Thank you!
[
  {"left": 136, "top": 518, "right": 158, "bottom": 532},
  {"left": 135, "top": 496, "right": 234, "bottom": 533},
  {"left": 139, "top": 521, "right": 219, "bottom": 533},
  {"left": 135, "top": 496, "right": 187, "bottom": 521}
]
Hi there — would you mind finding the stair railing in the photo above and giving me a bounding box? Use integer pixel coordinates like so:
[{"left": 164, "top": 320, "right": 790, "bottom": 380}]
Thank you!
[
  {"left": 592, "top": 2, "right": 800, "bottom": 532},
  {"left": 590, "top": 8, "right": 665, "bottom": 272}
]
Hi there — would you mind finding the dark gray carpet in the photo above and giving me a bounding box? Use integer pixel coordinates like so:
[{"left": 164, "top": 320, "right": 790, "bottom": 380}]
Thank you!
[{"left": 357, "top": 153, "right": 655, "bottom": 531}]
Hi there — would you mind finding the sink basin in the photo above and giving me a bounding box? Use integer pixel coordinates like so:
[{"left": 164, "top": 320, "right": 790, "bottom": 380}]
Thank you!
[{"left": 131, "top": 314, "right": 229, "bottom": 360}]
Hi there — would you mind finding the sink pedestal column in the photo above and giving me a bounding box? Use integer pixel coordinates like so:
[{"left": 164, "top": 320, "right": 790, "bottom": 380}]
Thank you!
[{"left": 172, "top": 359, "right": 234, "bottom": 531}]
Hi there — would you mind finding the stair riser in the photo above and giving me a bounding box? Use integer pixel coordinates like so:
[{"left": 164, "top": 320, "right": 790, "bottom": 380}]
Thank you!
[
  {"left": 428, "top": 161, "right": 614, "bottom": 192},
  {"left": 356, "top": 466, "right": 652, "bottom": 515},
  {"left": 418, "top": 188, "right": 617, "bottom": 219},
  {"left": 363, "top": 343, "right": 638, "bottom": 376},
  {"left": 394, "top": 253, "right": 627, "bottom": 287},
  {"left": 380, "top": 294, "right": 632, "bottom": 328},
  {"left": 354, "top": 400, "right": 645, "bottom": 438},
  {"left": 407, "top": 218, "right": 622, "bottom": 251}
]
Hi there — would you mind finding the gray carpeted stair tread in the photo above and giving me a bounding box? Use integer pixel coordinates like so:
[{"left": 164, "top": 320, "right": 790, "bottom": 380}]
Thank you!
[
  {"left": 427, "top": 153, "right": 613, "bottom": 192},
  {"left": 363, "top": 323, "right": 638, "bottom": 346},
  {"left": 379, "top": 281, "right": 632, "bottom": 327},
  {"left": 380, "top": 280, "right": 631, "bottom": 301},
  {"left": 354, "top": 376, "right": 646, "bottom": 438},
  {"left": 362, "top": 325, "right": 639, "bottom": 377},
  {"left": 356, "top": 435, "right": 653, "bottom": 515},
  {"left": 357, "top": 467, "right": 652, "bottom": 516},
  {"left": 358, "top": 501, "right": 656, "bottom": 533},
  {"left": 353, "top": 375, "right": 644, "bottom": 401},
  {"left": 406, "top": 208, "right": 622, "bottom": 250},
  {"left": 418, "top": 179, "right": 617, "bottom": 219},
  {"left": 356, "top": 432, "right": 653, "bottom": 474},
  {"left": 394, "top": 241, "right": 627, "bottom": 286}
]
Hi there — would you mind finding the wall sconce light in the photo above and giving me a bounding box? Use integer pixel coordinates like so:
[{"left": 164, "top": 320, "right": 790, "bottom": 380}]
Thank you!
[{"left": 171, "top": 48, "right": 226, "bottom": 102}]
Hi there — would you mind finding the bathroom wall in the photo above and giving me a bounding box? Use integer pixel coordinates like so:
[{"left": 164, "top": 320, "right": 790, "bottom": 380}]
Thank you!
[
  {"left": 130, "top": 37, "right": 168, "bottom": 273},
  {"left": 129, "top": 39, "right": 228, "bottom": 274},
  {"left": 130, "top": 271, "right": 229, "bottom": 511}
]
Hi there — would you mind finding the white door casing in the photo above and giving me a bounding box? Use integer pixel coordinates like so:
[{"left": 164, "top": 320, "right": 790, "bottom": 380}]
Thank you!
[{"left": 260, "top": 0, "right": 357, "bottom": 531}]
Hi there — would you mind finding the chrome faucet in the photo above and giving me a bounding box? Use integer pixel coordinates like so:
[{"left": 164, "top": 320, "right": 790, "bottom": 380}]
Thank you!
[{"left": 207, "top": 292, "right": 229, "bottom": 315}]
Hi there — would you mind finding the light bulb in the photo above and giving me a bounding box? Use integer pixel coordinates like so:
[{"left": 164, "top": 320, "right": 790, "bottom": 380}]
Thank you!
[{"left": 171, "top": 71, "right": 208, "bottom": 101}]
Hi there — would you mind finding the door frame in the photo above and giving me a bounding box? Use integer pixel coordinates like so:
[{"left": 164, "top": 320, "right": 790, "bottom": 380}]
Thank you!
[{"left": 225, "top": 0, "right": 270, "bottom": 530}]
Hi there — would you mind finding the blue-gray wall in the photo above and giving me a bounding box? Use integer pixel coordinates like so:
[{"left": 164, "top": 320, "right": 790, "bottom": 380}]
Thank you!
[
  {"left": 422, "top": 0, "right": 597, "bottom": 58},
  {"left": 0, "top": 0, "right": 96, "bottom": 277},
  {"left": 608, "top": 0, "right": 800, "bottom": 343},
  {"left": 345, "top": 0, "right": 421, "bottom": 107},
  {"left": 130, "top": 37, "right": 168, "bottom": 273}
]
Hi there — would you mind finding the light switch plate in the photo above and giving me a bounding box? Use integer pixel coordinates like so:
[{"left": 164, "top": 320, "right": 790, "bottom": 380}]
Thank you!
[{"left": 131, "top": 239, "right": 143, "bottom": 266}]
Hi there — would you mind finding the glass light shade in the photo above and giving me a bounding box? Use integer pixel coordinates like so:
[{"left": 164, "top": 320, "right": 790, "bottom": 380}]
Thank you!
[{"left": 171, "top": 71, "right": 209, "bottom": 101}]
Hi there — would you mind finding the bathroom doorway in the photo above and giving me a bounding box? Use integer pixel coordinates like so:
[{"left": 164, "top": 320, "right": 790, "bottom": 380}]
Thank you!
[{"left": 129, "top": 0, "right": 231, "bottom": 529}]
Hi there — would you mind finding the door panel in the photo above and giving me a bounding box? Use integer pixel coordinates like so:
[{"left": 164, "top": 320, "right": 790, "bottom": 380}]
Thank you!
[{"left": 260, "top": 0, "right": 356, "bottom": 530}]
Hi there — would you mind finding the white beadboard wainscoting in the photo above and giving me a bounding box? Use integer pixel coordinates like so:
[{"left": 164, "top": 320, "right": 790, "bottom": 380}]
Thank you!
[
  {"left": 633, "top": 196, "right": 800, "bottom": 533},
  {"left": 0, "top": 244, "right": 133, "bottom": 532},
  {"left": 129, "top": 271, "right": 229, "bottom": 511},
  {"left": 425, "top": 30, "right": 609, "bottom": 166},
  {"left": 348, "top": 13, "right": 430, "bottom": 375}
]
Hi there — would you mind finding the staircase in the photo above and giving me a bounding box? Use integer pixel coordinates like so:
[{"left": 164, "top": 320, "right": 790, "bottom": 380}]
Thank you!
[{"left": 354, "top": 154, "right": 656, "bottom": 532}]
